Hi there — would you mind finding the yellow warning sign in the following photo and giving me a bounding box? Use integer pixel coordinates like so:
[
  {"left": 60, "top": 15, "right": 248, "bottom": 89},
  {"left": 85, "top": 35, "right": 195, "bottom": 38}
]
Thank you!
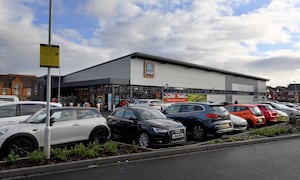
[{"left": 40, "top": 44, "right": 60, "bottom": 68}]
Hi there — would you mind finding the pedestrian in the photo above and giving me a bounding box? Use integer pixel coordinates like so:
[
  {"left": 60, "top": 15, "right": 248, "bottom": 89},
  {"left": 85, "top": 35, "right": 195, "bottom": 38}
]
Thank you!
[
  {"left": 82, "top": 98, "right": 90, "bottom": 107},
  {"left": 119, "top": 99, "right": 128, "bottom": 107}
]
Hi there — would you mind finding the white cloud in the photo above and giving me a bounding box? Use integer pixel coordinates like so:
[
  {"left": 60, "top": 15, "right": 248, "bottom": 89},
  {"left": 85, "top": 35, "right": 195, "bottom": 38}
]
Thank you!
[{"left": 1, "top": 0, "right": 300, "bottom": 87}]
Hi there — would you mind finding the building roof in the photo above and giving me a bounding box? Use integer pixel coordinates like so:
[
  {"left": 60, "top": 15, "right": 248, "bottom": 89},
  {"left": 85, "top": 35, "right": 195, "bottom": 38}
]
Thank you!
[{"left": 65, "top": 52, "right": 269, "bottom": 81}]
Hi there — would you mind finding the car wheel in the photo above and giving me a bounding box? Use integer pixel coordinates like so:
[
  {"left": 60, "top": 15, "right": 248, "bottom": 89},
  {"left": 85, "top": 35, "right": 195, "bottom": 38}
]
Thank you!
[
  {"left": 247, "top": 120, "right": 254, "bottom": 128},
  {"left": 90, "top": 128, "right": 109, "bottom": 144},
  {"left": 192, "top": 125, "right": 206, "bottom": 140},
  {"left": 6, "top": 137, "right": 35, "bottom": 157},
  {"left": 138, "top": 132, "right": 150, "bottom": 148}
]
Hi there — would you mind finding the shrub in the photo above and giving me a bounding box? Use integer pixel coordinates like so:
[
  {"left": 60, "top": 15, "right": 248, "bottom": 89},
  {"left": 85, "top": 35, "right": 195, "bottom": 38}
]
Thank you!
[
  {"left": 5, "top": 152, "right": 20, "bottom": 165},
  {"left": 28, "top": 149, "right": 46, "bottom": 164},
  {"left": 82, "top": 148, "right": 99, "bottom": 159},
  {"left": 130, "top": 141, "right": 139, "bottom": 153},
  {"left": 103, "top": 141, "right": 119, "bottom": 155},
  {"left": 250, "top": 126, "right": 288, "bottom": 137},
  {"left": 70, "top": 143, "right": 86, "bottom": 158},
  {"left": 51, "top": 147, "right": 69, "bottom": 162}
]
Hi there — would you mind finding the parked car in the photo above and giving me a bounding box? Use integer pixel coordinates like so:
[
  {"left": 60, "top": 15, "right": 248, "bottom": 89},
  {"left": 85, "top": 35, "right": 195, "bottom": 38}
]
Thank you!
[
  {"left": 162, "top": 102, "right": 234, "bottom": 140},
  {"left": 107, "top": 106, "right": 186, "bottom": 148},
  {"left": 281, "top": 102, "right": 300, "bottom": 111},
  {"left": 230, "top": 114, "right": 248, "bottom": 132},
  {"left": 257, "top": 101, "right": 300, "bottom": 120},
  {"left": 129, "top": 99, "right": 166, "bottom": 111},
  {"left": 0, "top": 107, "right": 110, "bottom": 158},
  {"left": 255, "top": 104, "right": 279, "bottom": 125},
  {"left": 0, "top": 101, "right": 62, "bottom": 126},
  {"left": 276, "top": 110, "right": 289, "bottom": 123},
  {"left": 225, "top": 104, "right": 266, "bottom": 128},
  {"left": 0, "top": 95, "right": 19, "bottom": 102}
]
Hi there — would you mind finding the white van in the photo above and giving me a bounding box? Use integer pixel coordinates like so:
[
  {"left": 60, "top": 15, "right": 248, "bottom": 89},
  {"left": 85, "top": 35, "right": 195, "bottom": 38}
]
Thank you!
[
  {"left": 0, "top": 95, "right": 19, "bottom": 102},
  {"left": 0, "top": 101, "right": 62, "bottom": 126}
]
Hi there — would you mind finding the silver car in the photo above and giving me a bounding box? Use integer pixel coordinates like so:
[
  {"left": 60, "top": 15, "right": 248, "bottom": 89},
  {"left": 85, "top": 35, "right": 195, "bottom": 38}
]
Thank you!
[
  {"left": 230, "top": 114, "right": 248, "bottom": 131},
  {"left": 0, "top": 101, "right": 62, "bottom": 126},
  {"left": 0, "top": 107, "right": 110, "bottom": 158}
]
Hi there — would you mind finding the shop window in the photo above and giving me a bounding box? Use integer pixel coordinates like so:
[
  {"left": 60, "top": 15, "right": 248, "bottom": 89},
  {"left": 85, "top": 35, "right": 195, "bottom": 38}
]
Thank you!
[
  {"left": 14, "top": 84, "right": 20, "bottom": 96},
  {"left": 27, "top": 88, "right": 31, "bottom": 97},
  {"left": 2, "top": 88, "right": 7, "bottom": 95}
]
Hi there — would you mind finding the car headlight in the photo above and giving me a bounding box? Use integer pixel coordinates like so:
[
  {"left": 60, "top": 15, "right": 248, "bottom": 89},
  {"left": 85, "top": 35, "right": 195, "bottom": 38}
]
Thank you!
[
  {"left": 152, "top": 127, "right": 168, "bottom": 133},
  {"left": 0, "top": 128, "right": 8, "bottom": 136}
]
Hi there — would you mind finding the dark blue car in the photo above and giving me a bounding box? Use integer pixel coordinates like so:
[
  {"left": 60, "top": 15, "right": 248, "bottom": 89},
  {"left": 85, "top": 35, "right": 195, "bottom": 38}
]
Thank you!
[{"left": 162, "top": 102, "right": 234, "bottom": 140}]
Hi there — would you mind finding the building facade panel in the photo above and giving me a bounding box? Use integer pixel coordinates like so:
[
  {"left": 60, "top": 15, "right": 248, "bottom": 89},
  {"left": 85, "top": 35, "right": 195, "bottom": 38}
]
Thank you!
[
  {"left": 207, "top": 94, "right": 226, "bottom": 103},
  {"left": 63, "top": 57, "right": 131, "bottom": 83},
  {"left": 232, "top": 95, "right": 254, "bottom": 104},
  {"left": 131, "top": 58, "right": 226, "bottom": 90}
]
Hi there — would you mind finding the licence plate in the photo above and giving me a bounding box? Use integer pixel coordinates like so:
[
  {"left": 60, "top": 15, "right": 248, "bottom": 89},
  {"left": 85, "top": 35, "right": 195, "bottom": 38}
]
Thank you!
[
  {"left": 220, "top": 123, "right": 230, "bottom": 128},
  {"left": 172, "top": 133, "right": 184, "bottom": 139}
]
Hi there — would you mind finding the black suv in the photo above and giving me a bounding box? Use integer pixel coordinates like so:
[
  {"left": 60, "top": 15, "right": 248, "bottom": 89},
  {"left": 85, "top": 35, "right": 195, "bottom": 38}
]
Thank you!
[{"left": 162, "top": 102, "right": 234, "bottom": 140}]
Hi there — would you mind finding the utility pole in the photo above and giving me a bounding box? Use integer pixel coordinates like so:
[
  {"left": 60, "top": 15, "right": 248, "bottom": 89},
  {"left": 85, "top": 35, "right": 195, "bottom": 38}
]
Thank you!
[{"left": 44, "top": 0, "right": 53, "bottom": 159}]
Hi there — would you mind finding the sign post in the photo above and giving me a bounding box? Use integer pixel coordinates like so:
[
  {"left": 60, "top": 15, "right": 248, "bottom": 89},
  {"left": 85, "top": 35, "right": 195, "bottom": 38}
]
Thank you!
[{"left": 39, "top": 0, "right": 60, "bottom": 159}]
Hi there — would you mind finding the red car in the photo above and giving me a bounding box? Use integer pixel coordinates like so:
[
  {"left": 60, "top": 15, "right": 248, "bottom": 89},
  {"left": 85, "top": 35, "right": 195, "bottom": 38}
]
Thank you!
[
  {"left": 225, "top": 104, "right": 266, "bottom": 128},
  {"left": 256, "top": 104, "right": 279, "bottom": 125}
]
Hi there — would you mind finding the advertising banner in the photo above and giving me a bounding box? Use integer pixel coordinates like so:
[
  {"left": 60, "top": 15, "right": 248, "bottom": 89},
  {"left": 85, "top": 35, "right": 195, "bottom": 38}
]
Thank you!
[
  {"left": 188, "top": 94, "right": 207, "bottom": 102},
  {"left": 163, "top": 92, "right": 188, "bottom": 102}
]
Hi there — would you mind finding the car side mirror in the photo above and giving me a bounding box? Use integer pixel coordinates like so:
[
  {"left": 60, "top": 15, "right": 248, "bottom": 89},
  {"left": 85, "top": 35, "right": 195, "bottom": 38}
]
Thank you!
[{"left": 50, "top": 117, "right": 55, "bottom": 126}]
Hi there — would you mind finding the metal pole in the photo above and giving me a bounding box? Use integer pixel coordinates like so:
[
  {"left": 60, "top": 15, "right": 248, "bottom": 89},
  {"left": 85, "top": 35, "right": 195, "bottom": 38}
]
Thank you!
[
  {"left": 58, "top": 67, "right": 61, "bottom": 103},
  {"left": 44, "top": 0, "right": 52, "bottom": 159},
  {"left": 295, "top": 81, "right": 297, "bottom": 102}
]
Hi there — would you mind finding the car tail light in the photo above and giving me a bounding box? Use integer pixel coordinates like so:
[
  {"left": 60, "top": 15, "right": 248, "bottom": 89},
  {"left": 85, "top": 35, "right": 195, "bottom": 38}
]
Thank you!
[
  {"left": 268, "top": 110, "right": 277, "bottom": 117},
  {"left": 271, "top": 112, "right": 278, "bottom": 117},
  {"left": 206, "top": 113, "right": 219, "bottom": 118}
]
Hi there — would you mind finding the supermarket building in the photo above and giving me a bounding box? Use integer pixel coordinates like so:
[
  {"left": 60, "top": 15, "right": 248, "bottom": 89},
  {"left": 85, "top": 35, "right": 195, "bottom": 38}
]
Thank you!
[{"left": 40, "top": 52, "right": 269, "bottom": 110}]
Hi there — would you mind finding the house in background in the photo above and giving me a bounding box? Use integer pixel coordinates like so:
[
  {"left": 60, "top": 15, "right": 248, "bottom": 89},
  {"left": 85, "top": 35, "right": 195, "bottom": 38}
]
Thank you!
[{"left": 0, "top": 74, "right": 38, "bottom": 100}]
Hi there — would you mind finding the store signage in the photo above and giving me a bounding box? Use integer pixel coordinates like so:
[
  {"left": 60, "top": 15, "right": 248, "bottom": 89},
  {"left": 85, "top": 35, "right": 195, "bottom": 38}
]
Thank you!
[
  {"left": 164, "top": 92, "right": 188, "bottom": 102},
  {"left": 144, "top": 60, "right": 155, "bottom": 78}
]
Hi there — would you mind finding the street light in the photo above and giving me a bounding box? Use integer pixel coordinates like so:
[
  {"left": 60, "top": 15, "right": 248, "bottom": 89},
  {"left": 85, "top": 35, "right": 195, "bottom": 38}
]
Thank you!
[{"left": 293, "top": 81, "right": 297, "bottom": 102}]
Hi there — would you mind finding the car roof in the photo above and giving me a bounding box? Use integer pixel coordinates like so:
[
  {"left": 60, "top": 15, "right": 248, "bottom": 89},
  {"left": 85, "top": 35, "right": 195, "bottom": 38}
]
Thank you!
[
  {"left": 0, "top": 101, "right": 62, "bottom": 107},
  {"left": 226, "top": 104, "right": 257, "bottom": 107},
  {"left": 138, "top": 99, "right": 162, "bottom": 101},
  {"left": 42, "top": 107, "right": 99, "bottom": 111},
  {"left": 117, "top": 106, "right": 154, "bottom": 110},
  {"left": 171, "top": 102, "right": 223, "bottom": 106},
  {"left": 255, "top": 103, "right": 271, "bottom": 107}
]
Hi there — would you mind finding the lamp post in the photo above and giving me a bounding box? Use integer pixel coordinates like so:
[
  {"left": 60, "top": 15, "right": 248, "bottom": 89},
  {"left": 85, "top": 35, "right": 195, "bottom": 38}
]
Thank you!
[
  {"left": 293, "top": 81, "right": 297, "bottom": 103},
  {"left": 163, "top": 84, "right": 168, "bottom": 103}
]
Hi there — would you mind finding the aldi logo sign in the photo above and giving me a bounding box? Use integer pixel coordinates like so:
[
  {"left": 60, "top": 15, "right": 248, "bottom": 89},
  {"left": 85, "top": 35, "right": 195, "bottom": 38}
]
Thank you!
[{"left": 144, "top": 60, "right": 155, "bottom": 78}]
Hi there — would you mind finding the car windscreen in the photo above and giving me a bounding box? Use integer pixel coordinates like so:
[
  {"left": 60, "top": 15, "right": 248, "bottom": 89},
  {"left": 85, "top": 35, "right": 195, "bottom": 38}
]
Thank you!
[
  {"left": 136, "top": 108, "right": 166, "bottom": 120},
  {"left": 249, "top": 106, "right": 262, "bottom": 116},
  {"left": 211, "top": 106, "right": 229, "bottom": 115},
  {"left": 263, "top": 104, "right": 275, "bottom": 110},
  {"left": 25, "top": 109, "right": 47, "bottom": 123}
]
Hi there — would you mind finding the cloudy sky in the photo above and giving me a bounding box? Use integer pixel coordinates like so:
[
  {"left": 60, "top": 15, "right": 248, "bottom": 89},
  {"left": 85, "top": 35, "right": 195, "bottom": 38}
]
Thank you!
[{"left": 1, "top": 0, "right": 300, "bottom": 87}]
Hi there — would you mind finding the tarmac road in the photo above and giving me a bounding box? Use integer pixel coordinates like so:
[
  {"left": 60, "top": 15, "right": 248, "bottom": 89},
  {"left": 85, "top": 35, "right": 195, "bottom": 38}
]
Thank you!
[{"left": 18, "top": 136, "right": 300, "bottom": 180}]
